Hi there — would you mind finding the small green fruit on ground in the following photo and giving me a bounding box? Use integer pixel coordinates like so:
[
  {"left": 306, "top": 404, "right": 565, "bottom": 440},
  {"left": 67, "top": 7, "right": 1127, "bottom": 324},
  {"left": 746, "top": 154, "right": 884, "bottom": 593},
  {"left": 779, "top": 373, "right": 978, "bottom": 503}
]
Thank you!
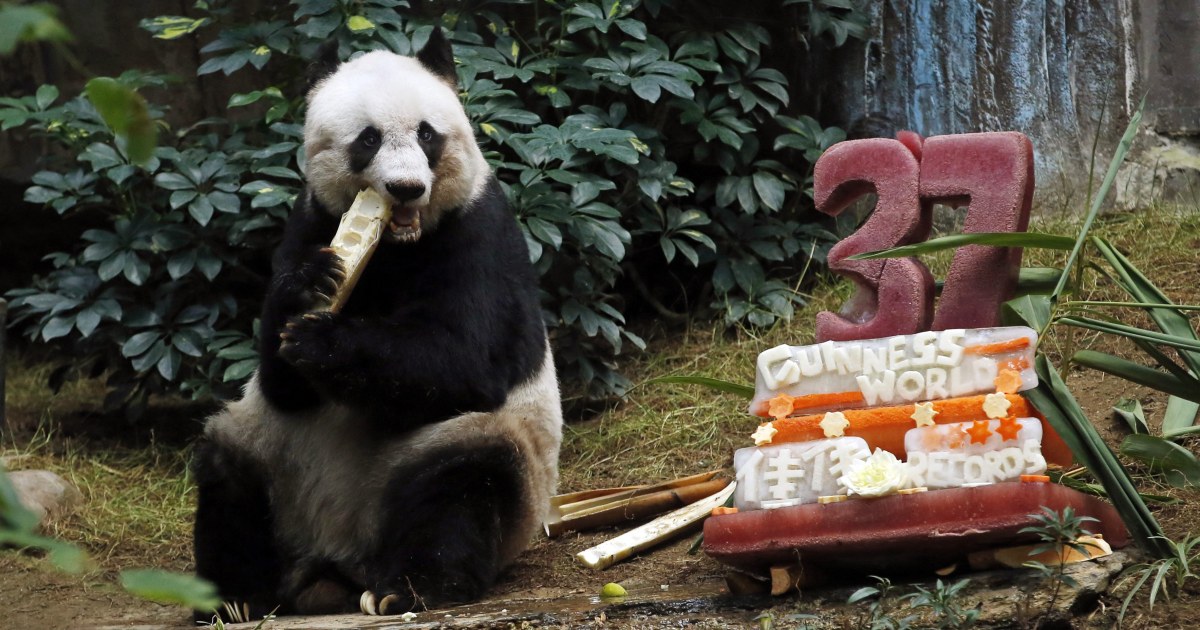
[{"left": 600, "top": 582, "right": 627, "bottom": 598}]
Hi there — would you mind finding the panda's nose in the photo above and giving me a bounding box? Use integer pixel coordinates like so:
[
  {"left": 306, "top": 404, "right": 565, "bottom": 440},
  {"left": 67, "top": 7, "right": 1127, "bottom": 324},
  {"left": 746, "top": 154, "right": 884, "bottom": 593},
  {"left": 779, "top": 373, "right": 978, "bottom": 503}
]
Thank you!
[{"left": 386, "top": 182, "right": 426, "bottom": 203}]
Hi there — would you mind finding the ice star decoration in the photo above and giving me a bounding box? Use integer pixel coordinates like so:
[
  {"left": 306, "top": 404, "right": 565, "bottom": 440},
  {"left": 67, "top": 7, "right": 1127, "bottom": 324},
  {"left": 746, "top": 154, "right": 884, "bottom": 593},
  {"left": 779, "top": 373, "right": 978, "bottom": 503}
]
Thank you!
[
  {"left": 966, "top": 419, "right": 994, "bottom": 444},
  {"left": 911, "top": 401, "right": 938, "bottom": 428},
  {"left": 982, "top": 392, "right": 1012, "bottom": 419},
  {"left": 995, "top": 415, "right": 1022, "bottom": 442},
  {"left": 841, "top": 448, "right": 907, "bottom": 498},
  {"left": 767, "top": 394, "right": 796, "bottom": 420},
  {"left": 819, "top": 411, "right": 850, "bottom": 438},
  {"left": 751, "top": 422, "right": 778, "bottom": 446}
]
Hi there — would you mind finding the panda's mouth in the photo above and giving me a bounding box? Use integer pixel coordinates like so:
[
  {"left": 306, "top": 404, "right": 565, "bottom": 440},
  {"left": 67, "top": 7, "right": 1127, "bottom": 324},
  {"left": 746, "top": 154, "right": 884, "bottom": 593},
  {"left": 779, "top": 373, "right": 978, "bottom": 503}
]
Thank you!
[{"left": 387, "top": 204, "right": 423, "bottom": 243}]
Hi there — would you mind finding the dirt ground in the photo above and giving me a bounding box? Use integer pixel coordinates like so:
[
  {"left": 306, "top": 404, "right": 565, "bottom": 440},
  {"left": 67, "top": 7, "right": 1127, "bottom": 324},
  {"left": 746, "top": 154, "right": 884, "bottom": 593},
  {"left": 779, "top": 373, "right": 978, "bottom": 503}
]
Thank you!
[{"left": 5, "top": 357, "right": 1200, "bottom": 629}]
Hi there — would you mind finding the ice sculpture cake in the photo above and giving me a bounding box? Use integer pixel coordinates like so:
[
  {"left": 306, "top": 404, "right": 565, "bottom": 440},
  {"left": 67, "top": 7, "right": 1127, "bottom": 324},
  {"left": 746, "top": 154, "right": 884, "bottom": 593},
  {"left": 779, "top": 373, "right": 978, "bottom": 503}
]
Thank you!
[{"left": 703, "top": 327, "right": 1128, "bottom": 576}]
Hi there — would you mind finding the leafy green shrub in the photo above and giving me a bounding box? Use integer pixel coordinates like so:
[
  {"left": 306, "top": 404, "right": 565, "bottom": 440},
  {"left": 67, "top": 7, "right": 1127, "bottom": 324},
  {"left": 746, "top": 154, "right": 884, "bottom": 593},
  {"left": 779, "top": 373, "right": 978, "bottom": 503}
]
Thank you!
[{"left": 4, "top": 0, "right": 864, "bottom": 411}]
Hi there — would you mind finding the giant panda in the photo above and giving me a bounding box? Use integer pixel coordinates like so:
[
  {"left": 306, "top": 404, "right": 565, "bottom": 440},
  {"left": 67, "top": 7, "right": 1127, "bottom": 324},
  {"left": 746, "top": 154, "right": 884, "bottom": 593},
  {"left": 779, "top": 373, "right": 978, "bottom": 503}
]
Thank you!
[{"left": 192, "top": 29, "right": 562, "bottom": 619}]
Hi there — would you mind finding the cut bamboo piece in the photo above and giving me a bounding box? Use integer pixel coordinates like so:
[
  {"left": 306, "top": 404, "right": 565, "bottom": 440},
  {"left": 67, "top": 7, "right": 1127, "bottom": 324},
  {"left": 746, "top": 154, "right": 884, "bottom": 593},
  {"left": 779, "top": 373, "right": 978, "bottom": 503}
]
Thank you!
[
  {"left": 575, "top": 482, "right": 735, "bottom": 570},
  {"left": 544, "top": 470, "right": 722, "bottom": 537},
  {"left": 326, "top": 188, "right": 392, "bottom": 313}
]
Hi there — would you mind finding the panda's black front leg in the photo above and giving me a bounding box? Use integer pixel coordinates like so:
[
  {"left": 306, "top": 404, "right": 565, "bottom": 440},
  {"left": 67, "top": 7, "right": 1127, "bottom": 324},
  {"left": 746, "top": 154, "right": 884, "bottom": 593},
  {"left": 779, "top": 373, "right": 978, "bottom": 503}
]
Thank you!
[
  {"left": 359, "top": 442, "right": 522, "bottom": 615},
  {"left": 257, "top": 246, "right": 346, "bottom": 411},
  {"left": 192, "top": 437, "right": 287, "bottom": 623}
]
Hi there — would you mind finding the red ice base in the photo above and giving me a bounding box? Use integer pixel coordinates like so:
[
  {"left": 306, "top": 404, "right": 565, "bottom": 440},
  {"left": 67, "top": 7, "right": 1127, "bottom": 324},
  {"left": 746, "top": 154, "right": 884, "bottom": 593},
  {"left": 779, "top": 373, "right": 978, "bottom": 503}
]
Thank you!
[{"left": 703, "top": 482, "right": 1128, "bottom": 574}]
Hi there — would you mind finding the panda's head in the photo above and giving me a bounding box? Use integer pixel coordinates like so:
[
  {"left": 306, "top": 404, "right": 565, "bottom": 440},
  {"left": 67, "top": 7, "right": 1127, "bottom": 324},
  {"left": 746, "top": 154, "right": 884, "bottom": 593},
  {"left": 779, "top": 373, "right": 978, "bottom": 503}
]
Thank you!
[{"left": 303, "top": 30, "right": 488, "bottom": 243}]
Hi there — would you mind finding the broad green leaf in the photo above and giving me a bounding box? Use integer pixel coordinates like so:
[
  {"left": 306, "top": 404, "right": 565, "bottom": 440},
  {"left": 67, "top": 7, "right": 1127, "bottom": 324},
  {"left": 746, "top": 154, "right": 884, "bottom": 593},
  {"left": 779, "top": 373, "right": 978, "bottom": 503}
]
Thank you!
[
  {"left": 751, "top": 171, "right": 786, "bottom": 212},
  {"left": 645, "top": 375, "right": 754, "bottom": 399},
  {"left": 122, "top": 331, "right": 160, "bottom": 358},
  {"left": 849, "top": 232, "right": 1074, "bottom": 260},
  {"left": 41, "top": 316, "right": 74, "bottom": 341},
  {"left": 75, "top": 307, "right": 102, "bottom": 338},
  {"left": 84, "top": 78, "right": 156, "bottom": 165},
  {"left": 139, "top": 15, "right": 210, "bottom": 40},
  {"left": 0, "top": 4, "right": 71, "bottom": 55},
  {"left": 346, "top": 15, "right": 375, "bottom": 32},
  {"left": 120, "top": 569, "right": 219, "bottom": 611}
]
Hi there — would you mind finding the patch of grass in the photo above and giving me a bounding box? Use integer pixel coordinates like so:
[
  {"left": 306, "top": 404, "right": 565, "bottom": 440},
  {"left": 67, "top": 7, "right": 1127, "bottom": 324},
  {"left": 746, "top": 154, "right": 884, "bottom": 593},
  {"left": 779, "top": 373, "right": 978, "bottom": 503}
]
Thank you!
[
  {"left": 4, "top": 350, "right": 107, "bottom": 429},
  {"left": 2, "top": 427, "right": 194, "bottom": 575}
]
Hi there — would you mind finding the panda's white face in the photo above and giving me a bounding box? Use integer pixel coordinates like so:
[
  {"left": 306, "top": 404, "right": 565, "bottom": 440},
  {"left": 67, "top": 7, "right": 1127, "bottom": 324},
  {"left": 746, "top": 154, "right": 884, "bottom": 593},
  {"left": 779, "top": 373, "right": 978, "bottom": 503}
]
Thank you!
[{"left": 304, "top": 51, "right": 488, "bottom": 243}]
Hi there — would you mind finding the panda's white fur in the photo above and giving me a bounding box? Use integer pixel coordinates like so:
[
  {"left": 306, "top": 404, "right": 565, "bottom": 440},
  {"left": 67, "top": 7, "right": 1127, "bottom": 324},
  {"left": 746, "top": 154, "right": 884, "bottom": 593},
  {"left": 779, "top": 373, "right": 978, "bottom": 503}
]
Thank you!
[
  {"left": 204, "top": 352, "right": 561, "bottom": 584},
  {"left": 304, "top": 51, "right": 488, "bottom": 222},
  {"left": 193, "top": 31, "right": 561, "bottom": 618}
]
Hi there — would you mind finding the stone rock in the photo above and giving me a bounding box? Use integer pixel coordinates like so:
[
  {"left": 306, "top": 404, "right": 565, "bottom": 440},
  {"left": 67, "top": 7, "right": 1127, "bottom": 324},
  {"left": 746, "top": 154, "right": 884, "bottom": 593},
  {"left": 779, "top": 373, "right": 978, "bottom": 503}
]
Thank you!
[
  {"left": 970, "top": 550, "right": 1133, "bottom": 628},
  {"left": 8, "top": 470, "right": 83, "bottom": 527}
]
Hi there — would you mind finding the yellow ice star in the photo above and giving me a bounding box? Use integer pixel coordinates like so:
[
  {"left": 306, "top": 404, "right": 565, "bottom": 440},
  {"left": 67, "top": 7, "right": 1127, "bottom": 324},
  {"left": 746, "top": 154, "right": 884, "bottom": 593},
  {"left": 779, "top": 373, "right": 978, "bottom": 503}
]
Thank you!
[
  {"left": 911, "top": 401, "right": 938, "bottom": 428},
  {"left": 819, "top": 411, "right": 850, "bottom": 438},
  {"left": 751, "top": 422, "right": 778, "bottom": 446},
  {"left": 982, "top": 392, "right": 1012, "bottom": 419}
]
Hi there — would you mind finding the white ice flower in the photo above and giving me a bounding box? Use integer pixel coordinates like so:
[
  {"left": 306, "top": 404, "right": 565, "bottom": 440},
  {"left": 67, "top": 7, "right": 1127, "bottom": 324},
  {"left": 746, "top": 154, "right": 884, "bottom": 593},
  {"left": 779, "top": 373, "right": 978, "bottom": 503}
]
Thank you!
[{"left": 840, "top": 448, "right": 907, "bottom": 498}]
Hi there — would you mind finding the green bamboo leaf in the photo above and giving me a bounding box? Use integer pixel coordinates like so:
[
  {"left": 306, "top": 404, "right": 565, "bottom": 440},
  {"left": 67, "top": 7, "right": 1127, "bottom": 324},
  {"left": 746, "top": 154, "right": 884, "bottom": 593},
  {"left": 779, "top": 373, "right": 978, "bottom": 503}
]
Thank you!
[
  {"left": 1060, "top": 317, "right": 1200, "bottom": 354},
  {"left": 1092, "top": 237, "right": 1200, "bottom": 375},
  {"left": 1113, "top": 397, "right": 1149, "bottom": 435},
  {"left": 645, "top": 375, "right": 754, "bottom": 399},
  {"left": 849, "top": 232, "right": 1074, "bottom": 261},
  {"left": 1014, "top": 267, "right": 1062, "bottom": 295},
  {"left": 1162, "top": 396, "right": 1200, "bottom": 439},
  {"left": 1002, "top": 294, "right": 1052, "bottom": 332},
  {"left": 1120, "top": 434, "right": 1200, "bottom": 487},
  {"left": 1073, "top": 350, "right": 1200, "bottom": 404},
  {"left": 120, "top": 569, "right": 220, "bottom": 611},
  {"left": 1029, "top": 355, "right": 1170, "bottom": 557},
  {"left": 1052, "top": 95, "right": 1145, "bottom": 299}
]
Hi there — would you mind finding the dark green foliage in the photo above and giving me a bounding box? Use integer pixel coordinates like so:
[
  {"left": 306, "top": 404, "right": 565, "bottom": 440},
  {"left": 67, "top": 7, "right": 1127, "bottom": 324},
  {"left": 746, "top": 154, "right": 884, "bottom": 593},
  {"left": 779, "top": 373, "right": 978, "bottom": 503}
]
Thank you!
[{"left": 4, "top": 0, "right": 864, "bottom": 411}]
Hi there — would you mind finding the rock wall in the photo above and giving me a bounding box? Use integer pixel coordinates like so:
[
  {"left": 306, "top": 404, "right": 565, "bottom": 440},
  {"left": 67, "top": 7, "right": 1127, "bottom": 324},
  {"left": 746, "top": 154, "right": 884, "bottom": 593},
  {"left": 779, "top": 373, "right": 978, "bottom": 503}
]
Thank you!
[{"left": 797, "top": 0, "right": 1200, "bottom": 209}]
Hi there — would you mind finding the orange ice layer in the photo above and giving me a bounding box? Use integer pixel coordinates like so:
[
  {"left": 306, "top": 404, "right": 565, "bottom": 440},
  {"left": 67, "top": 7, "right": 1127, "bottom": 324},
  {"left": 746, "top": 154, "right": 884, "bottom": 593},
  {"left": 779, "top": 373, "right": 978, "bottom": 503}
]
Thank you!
[
  {"left": 766, "top": 394, "right": 1073, "bottom": 467},
  {"left": 754, "top": 391, "right": 867, "bottom": 418},
  {"left": 964, "top": 337, "right": 1031, "bottom": 355}
]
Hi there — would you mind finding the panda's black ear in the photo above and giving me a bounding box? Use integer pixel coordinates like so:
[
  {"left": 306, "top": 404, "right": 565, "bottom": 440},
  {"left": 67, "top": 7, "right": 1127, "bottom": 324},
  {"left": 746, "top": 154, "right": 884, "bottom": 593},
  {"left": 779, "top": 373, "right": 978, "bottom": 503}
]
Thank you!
[
  {"left": 416, "top": 28, "right": 457, "bottom": 87},
  {"left": 305, "top": 39, "right": 340, "bottom": 95}
]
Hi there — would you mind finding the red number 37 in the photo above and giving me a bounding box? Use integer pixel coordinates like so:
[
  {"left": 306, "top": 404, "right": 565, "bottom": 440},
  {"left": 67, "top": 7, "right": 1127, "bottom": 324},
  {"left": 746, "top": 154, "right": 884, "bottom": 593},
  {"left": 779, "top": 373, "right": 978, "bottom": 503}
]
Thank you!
[{"left": 813, "top": 131, "right": 1034, "bottom": 342}]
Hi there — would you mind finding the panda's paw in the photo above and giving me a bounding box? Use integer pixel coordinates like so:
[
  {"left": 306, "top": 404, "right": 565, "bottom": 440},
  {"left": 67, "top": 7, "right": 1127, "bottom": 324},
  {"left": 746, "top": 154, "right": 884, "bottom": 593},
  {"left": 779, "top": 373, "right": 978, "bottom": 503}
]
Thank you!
[
  {"left": 288, "top": 247, "right": 346, "bottom": 309},
  {"left": 278, "top": 312, "right": 338, "bottom": 369},
  {"left": 359, "top": 590, "right": 415, "bottom": 616}
]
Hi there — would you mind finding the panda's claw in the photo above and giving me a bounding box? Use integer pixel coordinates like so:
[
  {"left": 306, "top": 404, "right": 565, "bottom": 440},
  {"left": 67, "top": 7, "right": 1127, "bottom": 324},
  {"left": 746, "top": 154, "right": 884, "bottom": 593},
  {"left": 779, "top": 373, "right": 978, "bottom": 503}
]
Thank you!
[
  {"left": 302, "top": 313, "right": 322, "bottom": 321},
  {"left": 379, "top": 594, "right": 402, "bottom": 616},
  {"left": 360, "top": 590, "right": 378, "bottom": 615}
]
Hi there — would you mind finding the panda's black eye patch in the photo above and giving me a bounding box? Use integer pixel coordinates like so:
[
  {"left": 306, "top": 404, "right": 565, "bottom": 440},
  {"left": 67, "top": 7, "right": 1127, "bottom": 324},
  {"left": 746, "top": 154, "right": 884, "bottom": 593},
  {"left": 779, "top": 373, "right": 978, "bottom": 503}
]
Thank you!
[
  {"left": 349, "top": 126, "right": 383, "bottom": 172},
  {"left": 417, "top": 121, "right": 445, "bottom": 169},
  {"left": 417, "top": 122, "right": 436, "bottom": 143}
]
